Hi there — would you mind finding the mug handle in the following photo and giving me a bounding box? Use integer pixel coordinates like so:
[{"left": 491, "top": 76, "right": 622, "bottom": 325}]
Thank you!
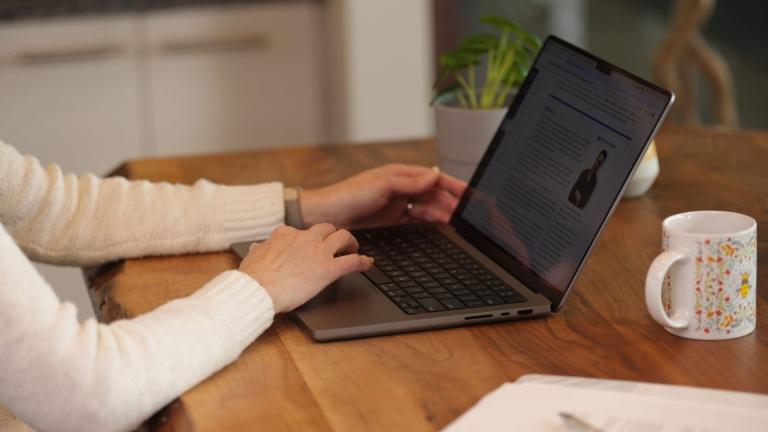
[{"left": 645, "top": 250, "right": 689, "bottom": 329}]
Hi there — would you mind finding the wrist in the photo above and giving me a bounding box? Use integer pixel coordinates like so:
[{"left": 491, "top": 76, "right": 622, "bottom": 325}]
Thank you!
[{"left": 299, "top": 187, "right": 333, "bottom": 227}]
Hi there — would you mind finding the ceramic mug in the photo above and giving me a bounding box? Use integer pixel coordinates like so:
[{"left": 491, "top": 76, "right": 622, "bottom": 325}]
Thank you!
[{"left": 645, "top": 211, "right": 757, "bottom": 340}]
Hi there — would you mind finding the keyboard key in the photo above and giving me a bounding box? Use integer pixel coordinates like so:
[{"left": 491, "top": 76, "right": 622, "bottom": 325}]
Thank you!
[
  {"left": 439, "top": 298, "right": 466, "bottom": 310},
  {"left": 385, "top": 289, "right": 406, "bottom": 297},
  {"left": 465, "top": 300, "right": 485, "bottom": 308},
  {"left": 403, "top": 286, "right": 425, "bottom": 294},
  {"left": 481, "top": 295, "right": 505, "bottom": 306},
  {"left": 411, "top": 292, "right": 432, "bottom": 299},
  {"left": 417, "top": 298, "right": 446, "bottom": 312},
  {"left": 458, "top": 294, "right": 480, "bottom": 302},
  {"left": 363, "top": 267, "right": 391, "bottom": 284},
  {"left": 502, "top": 295, "right": 527, "bottom": 304},
  {"left": 451, "top": 288, "right": 472, "bottom": 296},
  {"left": 379, "top": 283, "right": 398, "bottom": 292},
  {"left": 436, "top": 277, "right": 457, "bottom": 285},
  {"left": 403, "top": 307, "right": 426, "bottom": 315},
  {"left": 434, "top": 292, "right": 455, "bottom": 299},
  {"left": 426, "top": 287, "right": 448, "bottom": 294},
  {"left": 396, "top": 298, "right": 420, "bottom": 309},
  {"left": 421, "top": 281, "right": 441, "bottom": 288},
  {"left": 474, "top": 289, "right": 494, "bottom": 297}
]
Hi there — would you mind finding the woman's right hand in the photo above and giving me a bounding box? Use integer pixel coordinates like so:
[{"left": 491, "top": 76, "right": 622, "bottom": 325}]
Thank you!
[{"left": 238, "top": 223, "right": 374, "bottom": 313}]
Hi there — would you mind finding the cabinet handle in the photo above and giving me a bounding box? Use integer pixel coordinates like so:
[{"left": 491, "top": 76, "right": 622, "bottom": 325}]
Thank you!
[
  {"left": 18, "top": 44, "right": 125, "bottom": 64},
  {"left": 158, "top": 34, "right": 269, "bottom": 55}
]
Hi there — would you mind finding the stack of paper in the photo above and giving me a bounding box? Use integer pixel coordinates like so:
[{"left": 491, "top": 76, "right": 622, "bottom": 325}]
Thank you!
[{"left": 443, "top": 375, "right": 768, "bottom": 432}]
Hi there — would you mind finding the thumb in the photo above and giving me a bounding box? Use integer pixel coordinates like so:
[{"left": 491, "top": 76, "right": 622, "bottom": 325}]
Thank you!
[
  {"left": 334, "top": 254, "right": 374, "bottom": 279},
  {"left": 387, "top": 170, "right": 439, "bottom": 196}
]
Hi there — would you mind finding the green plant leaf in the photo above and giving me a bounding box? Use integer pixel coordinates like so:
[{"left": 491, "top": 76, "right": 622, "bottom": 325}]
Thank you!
[
  {"left": 440, "top": 51, "right": 481, "bottom": 69},
  {"left": 459, "top": 33, "right": 499, "bottom": 53},
  {"left": 479, "top": 15, "right": 522, "bottom": 34},
  {"left": 432, "top": 14, "right": 542, "bottom": 109}
]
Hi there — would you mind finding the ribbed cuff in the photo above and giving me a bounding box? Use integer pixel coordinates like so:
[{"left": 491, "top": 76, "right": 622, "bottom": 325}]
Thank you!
[
  {"left": 193, "top": 270, "right": 275, "bottom": 347},
  {"left": 218, "top": 182, "right": 285, "bottom": 245}
]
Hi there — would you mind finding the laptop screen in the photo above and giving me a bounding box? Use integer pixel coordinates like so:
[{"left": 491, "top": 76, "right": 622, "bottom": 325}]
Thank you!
[{"left": 452, "top": 36, "right": 672, "bottom": 310}]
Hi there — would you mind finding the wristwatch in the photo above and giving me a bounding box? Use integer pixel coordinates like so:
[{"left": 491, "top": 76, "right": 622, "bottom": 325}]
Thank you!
[{"left": 283, "top": 187, "right": 305, "bottom": 228}]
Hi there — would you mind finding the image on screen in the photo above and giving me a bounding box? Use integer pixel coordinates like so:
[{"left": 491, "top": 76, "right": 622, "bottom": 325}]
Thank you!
[{"left": 459, "top": 39, "right": 669, "bottom": 296}]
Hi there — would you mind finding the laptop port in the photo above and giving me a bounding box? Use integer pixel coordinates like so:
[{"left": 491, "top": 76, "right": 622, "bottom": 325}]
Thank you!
[
  {"left": 517, "top": 309, "right": 533, "bottom": 316},
  {"left": 464, "top": 314, "right": 493, "bottom": 320}
]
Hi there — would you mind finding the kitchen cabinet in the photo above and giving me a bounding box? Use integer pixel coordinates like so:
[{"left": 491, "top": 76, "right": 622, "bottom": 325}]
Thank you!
[
  {"left": 0, "top": 2, "right": 325, "bottom": 174},
  {"left": 0, "top": 15, "right": 144, "bottom": 175},
  {"left": 145, "top": 3, "right": 326, "bottom": 156}
]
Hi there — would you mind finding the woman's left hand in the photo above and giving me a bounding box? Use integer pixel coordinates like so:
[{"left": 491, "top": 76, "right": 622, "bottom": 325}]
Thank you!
[{"left": 300, "top": 164, "right": 467, "bottom": 229}]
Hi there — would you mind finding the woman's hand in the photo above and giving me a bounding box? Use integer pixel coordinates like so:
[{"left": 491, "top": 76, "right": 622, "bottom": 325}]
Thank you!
[
  {"left": 300, "top": 164, "right": 467, "bottom": 229},
  {"left": 239, "top": 223, "right": 373, "bottom": 313}
]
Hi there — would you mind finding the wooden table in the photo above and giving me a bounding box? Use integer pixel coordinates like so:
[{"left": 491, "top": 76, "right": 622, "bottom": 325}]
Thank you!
[{"left": 87, "top": 125, "right": 768, "bottom": 431}]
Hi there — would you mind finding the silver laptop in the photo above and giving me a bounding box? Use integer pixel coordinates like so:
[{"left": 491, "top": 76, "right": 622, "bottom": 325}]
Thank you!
[{"left": 233, "top": 36, "right": 674, "bottom": 341}]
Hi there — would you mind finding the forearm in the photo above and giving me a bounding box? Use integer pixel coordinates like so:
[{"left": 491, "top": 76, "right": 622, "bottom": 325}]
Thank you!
[{"left": 0, "top": 142, "right": 285, "bottom": 265}]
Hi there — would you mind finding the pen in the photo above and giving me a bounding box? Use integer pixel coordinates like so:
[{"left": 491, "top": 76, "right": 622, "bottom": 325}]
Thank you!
[{"left": 558, "top": 412, "right": 604, "bottom": 432}]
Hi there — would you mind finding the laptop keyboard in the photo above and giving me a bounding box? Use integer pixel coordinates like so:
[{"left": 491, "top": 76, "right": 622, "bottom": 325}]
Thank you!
[{"left": 356, "top": 226, "right": 527, "bottom": 315}]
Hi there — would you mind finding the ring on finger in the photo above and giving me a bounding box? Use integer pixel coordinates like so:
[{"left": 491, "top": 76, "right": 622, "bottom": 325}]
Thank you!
[{"left": 406, "top": 201, "right": 415, "bottom": 213}]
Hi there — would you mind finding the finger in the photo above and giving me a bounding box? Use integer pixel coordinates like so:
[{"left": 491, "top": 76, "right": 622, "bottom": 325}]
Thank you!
[
  {"left": 409, "top": 203, "right": 453, "bottom": 224},
  {"left": 383, "top": 163, "right": 435, "bottom": 177},
  {"left": 324, "top": 229, "right": 359, "bottom": 256},
  {"left": 414, "top": 189, "right": 460, "bottom": 214},
  {"left": 437, "top": 172, "right": 468, "bottom": 198},
  {"left": 333, "top": 254, "right": 374, "bottom": 279},
  {"left": 387, "top": 170, "right": 439, "bottom": 195},
  {"left": 307, "top": 223, "right": 337, "bottom": 239}
]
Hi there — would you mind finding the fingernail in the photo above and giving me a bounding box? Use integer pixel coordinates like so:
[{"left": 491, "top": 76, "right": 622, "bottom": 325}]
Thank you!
[{"left": 432, "top": 165, "right": 441, "bottom": 174}]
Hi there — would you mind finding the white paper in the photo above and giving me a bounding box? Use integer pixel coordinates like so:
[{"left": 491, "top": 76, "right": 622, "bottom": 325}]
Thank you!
[
  {"left": 443, "top": 381, "right": 768, "bottom": 432},
  {"left": 517, "top": 374, "right": 768, "bottom": 410}
]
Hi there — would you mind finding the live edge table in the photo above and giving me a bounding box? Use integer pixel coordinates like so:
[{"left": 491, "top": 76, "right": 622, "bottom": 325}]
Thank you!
[{"left": 86, "top": 125, "right": 768, "bottom": 431}]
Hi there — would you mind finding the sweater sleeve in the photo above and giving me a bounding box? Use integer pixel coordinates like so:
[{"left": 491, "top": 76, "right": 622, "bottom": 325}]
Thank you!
[
  {"left": 0, "top": 223, "right": 275, "bottom": 432},
  {"left": 0, "top": 141, "right": 285, "bottom": 266}
]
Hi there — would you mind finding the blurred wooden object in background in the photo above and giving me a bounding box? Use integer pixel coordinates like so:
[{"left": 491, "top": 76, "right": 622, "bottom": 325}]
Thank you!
[{"left": 653, "top": 0, "right": 738, "bottom": 128}]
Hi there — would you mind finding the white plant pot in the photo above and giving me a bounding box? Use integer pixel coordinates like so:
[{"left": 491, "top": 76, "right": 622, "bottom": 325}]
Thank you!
[
  {"left": 624, "top": 141, "right": 660, "bottom": 198},
  {"left": 434, "top": 93, "right": 511, "bottom": 181}
]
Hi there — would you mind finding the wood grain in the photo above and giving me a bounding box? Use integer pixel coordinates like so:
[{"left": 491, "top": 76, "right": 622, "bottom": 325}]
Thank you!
[{"left": 89, "top": 127, "right": 768, "bottom": 431}]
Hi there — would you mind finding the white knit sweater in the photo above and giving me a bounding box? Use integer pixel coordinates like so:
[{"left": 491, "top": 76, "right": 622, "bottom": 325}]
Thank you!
[{"left": 0, "top": 141, "right": 286, "bottom": 432}]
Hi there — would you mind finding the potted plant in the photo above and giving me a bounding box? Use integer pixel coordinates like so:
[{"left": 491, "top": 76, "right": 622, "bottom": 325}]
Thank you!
[{"left": 433, "top": 16, "right": 541, "bottom": 181}]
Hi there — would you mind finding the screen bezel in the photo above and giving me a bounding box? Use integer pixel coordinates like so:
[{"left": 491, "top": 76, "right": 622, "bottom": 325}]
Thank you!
[{"left": 449, "top": 35, "right": 674, "bottom": 311}]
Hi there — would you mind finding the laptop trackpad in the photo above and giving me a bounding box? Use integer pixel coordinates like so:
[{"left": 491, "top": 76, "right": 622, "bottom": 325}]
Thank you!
[{"left": 293, "top": 273, "right": 404, "bottom": 332}]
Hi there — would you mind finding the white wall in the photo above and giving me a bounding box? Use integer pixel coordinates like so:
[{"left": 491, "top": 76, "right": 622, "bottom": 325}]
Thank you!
[{"left": 325, "top": 0, "right": 435, "bottom": 142}]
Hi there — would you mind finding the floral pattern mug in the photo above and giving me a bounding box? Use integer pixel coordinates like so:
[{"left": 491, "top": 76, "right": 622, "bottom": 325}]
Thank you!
[{"left": 646, "top": 211, "right": 757, "bottom": 340}]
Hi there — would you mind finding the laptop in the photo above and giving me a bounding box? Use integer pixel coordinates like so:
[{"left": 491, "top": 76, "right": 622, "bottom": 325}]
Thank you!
[{"left": 232, "top": 36, "right": 674, "bottom": 341}]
